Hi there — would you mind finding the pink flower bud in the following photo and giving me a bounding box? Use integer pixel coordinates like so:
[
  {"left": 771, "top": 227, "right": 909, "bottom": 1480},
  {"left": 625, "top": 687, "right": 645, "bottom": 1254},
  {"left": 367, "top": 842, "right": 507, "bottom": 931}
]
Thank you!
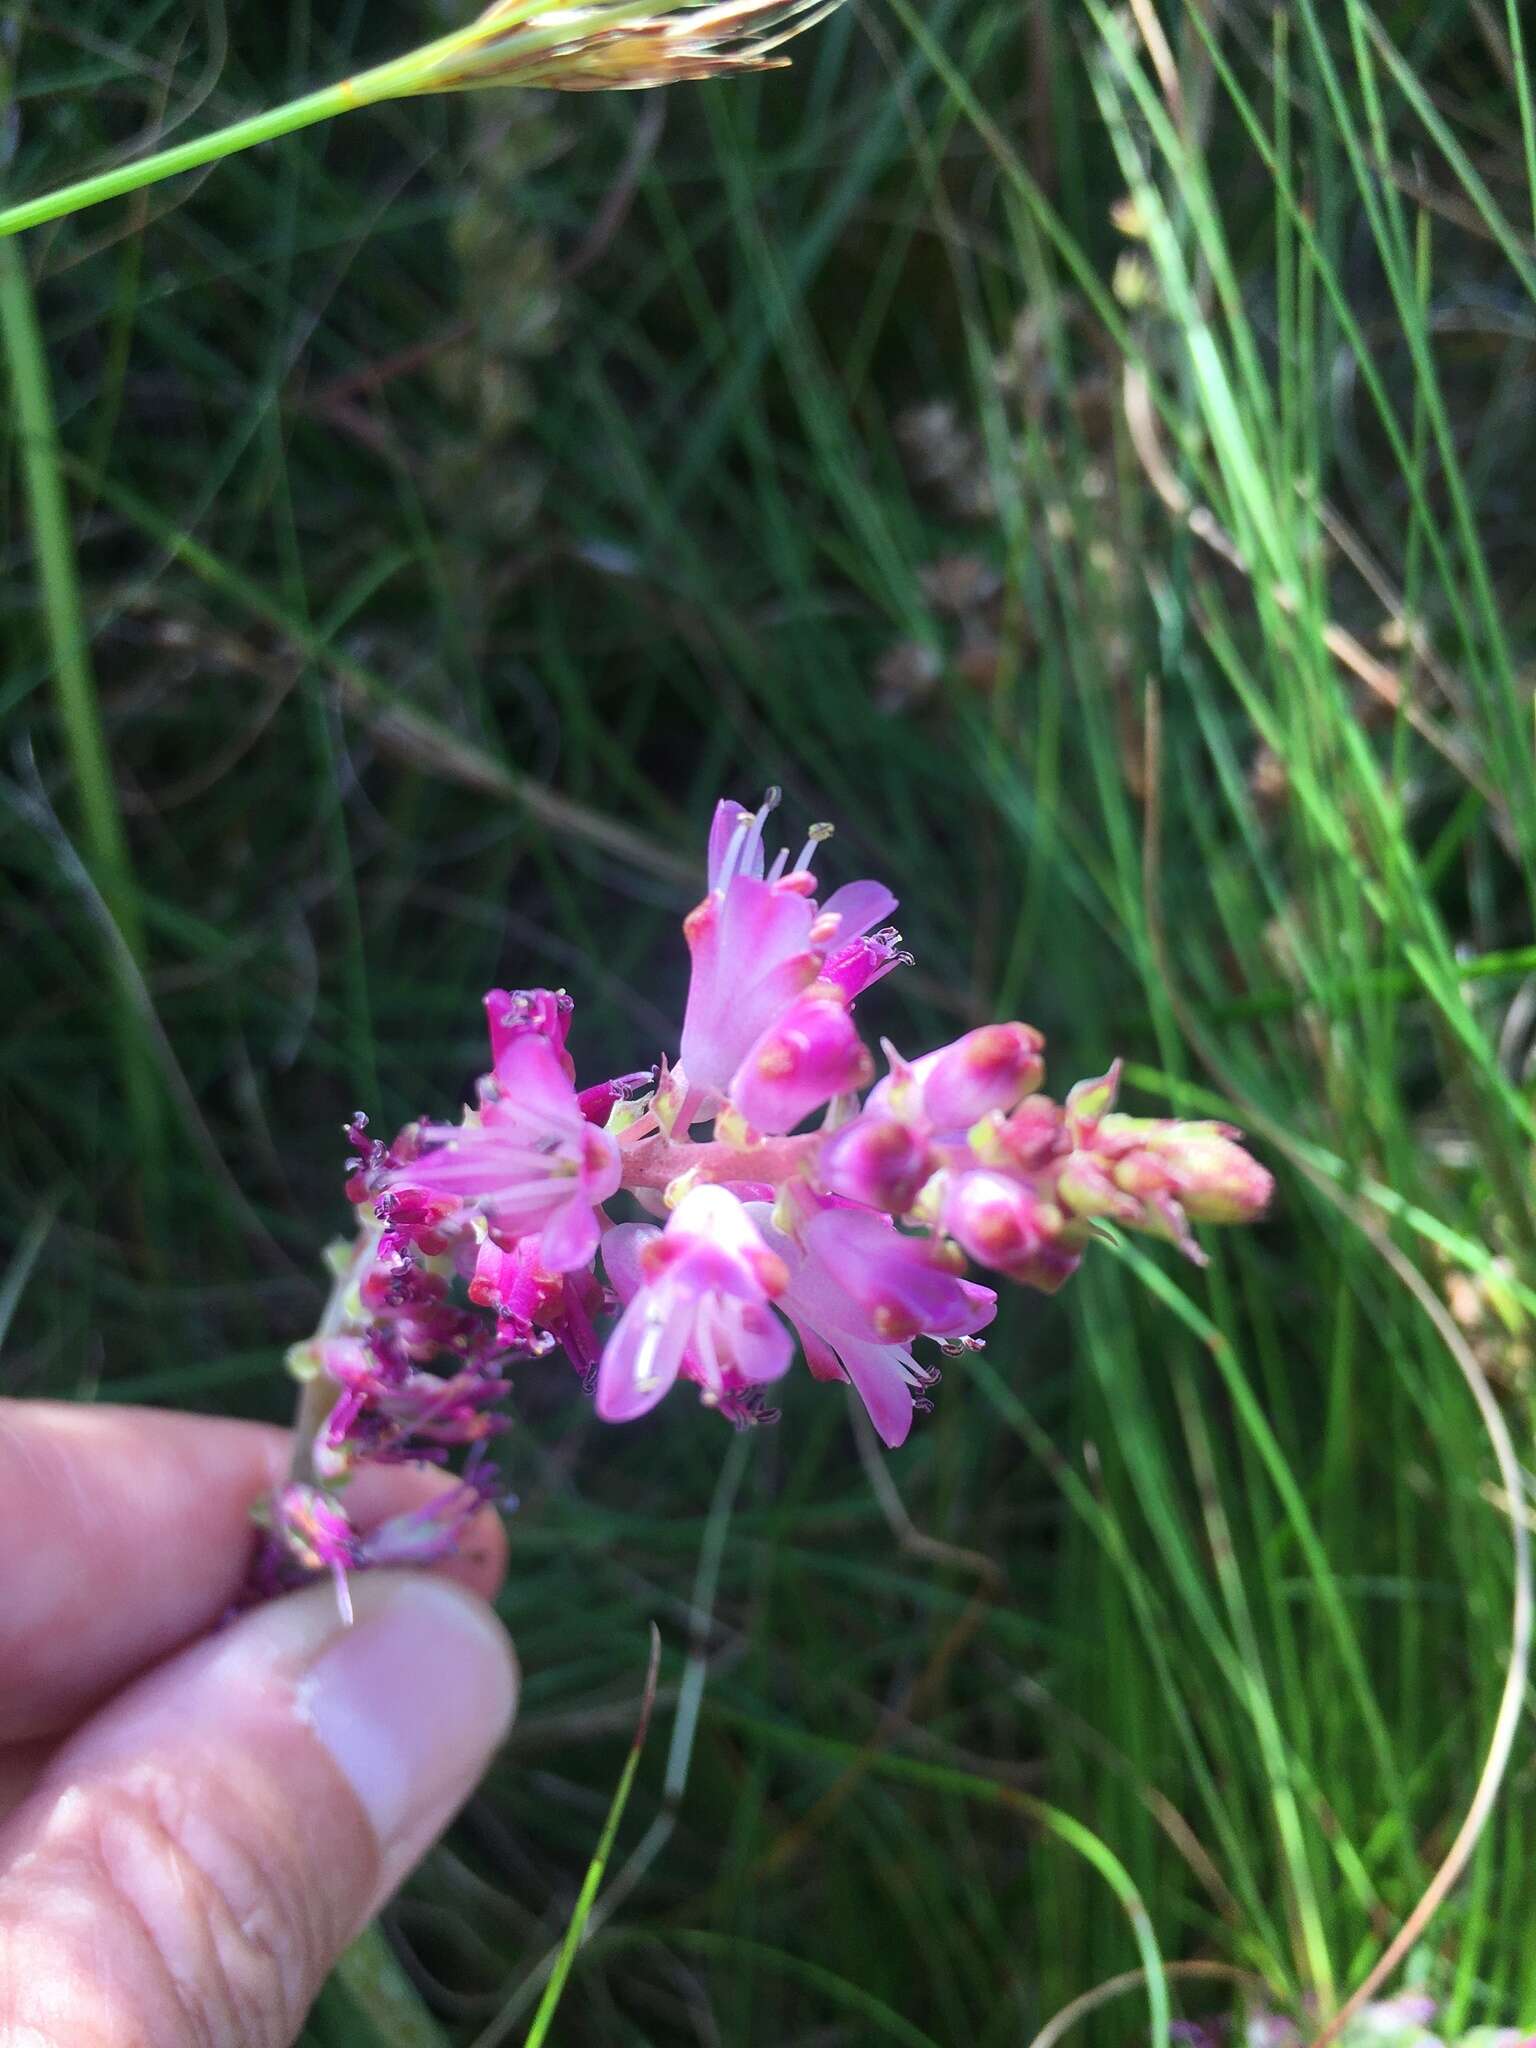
[
  {"left": 940, "top": 1169, "right": 1083, "bottom": 1292},
  {"left": 727, "top": 991, "right": 875, "bottom": 1135},
  {"left": 920, "top": 1023, "right": 1046, "bottom": 1126},
  {"left": 1055, "top": 1152, "right": 1143, "bottom": 1225},
  {"left": 819, "top": 1113, "right": 933, "bottom": 1213},
  {"left": 576, "top": 1068, "right": 656, "bottom": 1126},
  {"left": 993, "top": 1095, "right": 1067, "bottom": 1171},
  {"left": 1104, "top": 1117, "right": 1274, "bottom": 1224}
]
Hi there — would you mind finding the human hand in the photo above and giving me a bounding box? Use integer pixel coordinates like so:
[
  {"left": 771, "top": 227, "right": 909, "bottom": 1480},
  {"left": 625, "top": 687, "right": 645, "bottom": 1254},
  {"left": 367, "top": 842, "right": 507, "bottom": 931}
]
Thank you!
[{"left": 0, "top": 1400, "right": 517, "bottom": 2046}]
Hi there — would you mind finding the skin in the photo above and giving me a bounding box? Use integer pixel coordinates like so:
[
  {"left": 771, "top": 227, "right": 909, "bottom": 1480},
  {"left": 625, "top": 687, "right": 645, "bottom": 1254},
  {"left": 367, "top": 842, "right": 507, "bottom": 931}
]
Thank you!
[{"left": 0, "top": 1401, "right": 514, "bottom": 2048}]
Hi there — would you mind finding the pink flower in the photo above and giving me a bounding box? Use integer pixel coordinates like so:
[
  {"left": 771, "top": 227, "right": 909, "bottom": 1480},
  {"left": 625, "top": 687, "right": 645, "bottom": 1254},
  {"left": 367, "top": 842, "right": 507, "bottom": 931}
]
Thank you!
[
  {"left": 485, "top": 986, "right": 575, "bottom": 1078},
  {"left": 469, "top": 1237, "right": 605, "bottom": 1377},
  {"left": 727, "top": 987, "right": 874, "bottom": 1134},
  {"left": 391, "top": 1030, "right": 621, "bottom": 1273},
  {"left": 819, "top": 927, "right": 912, "bottom": 1001},
  {"left": 759, "top": 1200, "right": 995, "bottom": 1448},
  {"left": 675, "top": 791, "right": 897, "bottom": 1117},
  {"left": 595, "top": 1185, "right": 793, "bottom": 1423}
]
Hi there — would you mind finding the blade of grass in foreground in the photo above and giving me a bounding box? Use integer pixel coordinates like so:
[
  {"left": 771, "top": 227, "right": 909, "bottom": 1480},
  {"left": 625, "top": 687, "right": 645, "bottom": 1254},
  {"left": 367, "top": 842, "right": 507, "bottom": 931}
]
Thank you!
[
  {"left": 515, "top": 1622, "right": 663, "bottom": 2048},
  {"left": 0, "top": 233, "right": 163, "bottom": 1211}
]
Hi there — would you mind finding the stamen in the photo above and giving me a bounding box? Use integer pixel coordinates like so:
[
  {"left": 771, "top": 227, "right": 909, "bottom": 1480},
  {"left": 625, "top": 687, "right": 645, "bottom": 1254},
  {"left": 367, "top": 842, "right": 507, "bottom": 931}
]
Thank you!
[
  {"left": 738, "top": 785, "right": 781, "bottom": 883},
  {"left": 715, "top": 807, "right": 755, "bottom": 889},
  {"left": 794, "top": 821, "right": 835, "bottom": 873}
]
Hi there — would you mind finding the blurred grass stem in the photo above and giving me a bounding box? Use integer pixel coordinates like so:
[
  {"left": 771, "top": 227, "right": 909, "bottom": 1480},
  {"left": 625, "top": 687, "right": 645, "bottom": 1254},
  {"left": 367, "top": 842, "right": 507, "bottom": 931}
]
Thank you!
[{"left": 0, "top": 231, "right": 162, "bottom": 1196}]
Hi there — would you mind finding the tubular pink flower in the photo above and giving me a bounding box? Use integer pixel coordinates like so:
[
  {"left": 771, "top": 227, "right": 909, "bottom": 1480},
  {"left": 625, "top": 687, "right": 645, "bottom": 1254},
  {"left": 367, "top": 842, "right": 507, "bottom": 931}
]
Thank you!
[
  {"left": 595, "top": 1185, "right": 793, "bottom": 1422},
  {"left": 484, "top": 985, "right": 575, "bottom": 1080},
  {"left": 675, "top": 792, "right": 897, "bottom": 1116},
  {"left": 818, "top": 1111, "right": 933, "bottom": 1214},
  {"left": 391, "top": 1031, "right": 621, "bottom": 1273},
  {"left": 759, "top": 1201, "right": 995, "bottom": 1448},
  {"left": 820, "top": 927, "right": 912, "bottom": 1001},
  {"left": 727, "top": 988, "right": 875, "bottom": 1134}
]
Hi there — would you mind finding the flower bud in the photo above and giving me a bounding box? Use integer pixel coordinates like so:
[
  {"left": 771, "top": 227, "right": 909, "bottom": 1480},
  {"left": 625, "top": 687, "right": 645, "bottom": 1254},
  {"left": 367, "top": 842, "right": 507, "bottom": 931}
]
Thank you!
[
  {"left": 485, "top": 986, "right": 574, "bottom": 1082},
  {"left": 1054, "top": 1152, "right": 1143, "bottom": 1225},
  {"left": 992, "top": 1095, "right": 1067, "bottom": 1171},
  {"left": 921, "top": 1023, "right": 1046, "bottom": 1126},
  {"left": 940, "top": 1169, "right": 1083, "bottom": 1293},
  {"left": 1095, "top": 1115, "right": 1274, "bottom": 1225},
  {"left": 819, "top": 1113, "right": 933, "bottom": 1214},
  {"left": 728, "top": 992, "right": 875, "bottom": 1135},
  {"left": 1064, "top": 1060, "right": 1122, "bottom": 1140}
]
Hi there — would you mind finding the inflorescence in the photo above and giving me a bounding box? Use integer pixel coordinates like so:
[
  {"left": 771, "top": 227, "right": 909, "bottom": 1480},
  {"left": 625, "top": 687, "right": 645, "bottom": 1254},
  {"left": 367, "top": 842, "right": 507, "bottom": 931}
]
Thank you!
[{"left": 254, "top": 790, "right": 1273, "bottom": 1602}]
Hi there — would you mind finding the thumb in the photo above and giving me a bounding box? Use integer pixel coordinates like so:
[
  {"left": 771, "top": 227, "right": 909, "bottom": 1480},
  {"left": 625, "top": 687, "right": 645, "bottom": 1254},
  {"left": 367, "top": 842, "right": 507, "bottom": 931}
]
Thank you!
[{"left": 0, "top": 1573, "right": 517, "bottom": 2048}]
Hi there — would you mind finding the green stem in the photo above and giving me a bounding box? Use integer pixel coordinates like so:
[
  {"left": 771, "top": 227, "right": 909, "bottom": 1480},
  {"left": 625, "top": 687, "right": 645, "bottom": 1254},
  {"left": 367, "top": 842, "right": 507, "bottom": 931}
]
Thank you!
[
  {"left": 287, "top": 1225, "right": 384, "bottom": 1487},
  {"left": 0, "top": 77, "right": 369, "bottom": 239},
  {"left": 0, "top": 230, "right": 162, "bottom": 1184},
  {"left": 0, "top": 0, "right": 671, "bottom": 239}
]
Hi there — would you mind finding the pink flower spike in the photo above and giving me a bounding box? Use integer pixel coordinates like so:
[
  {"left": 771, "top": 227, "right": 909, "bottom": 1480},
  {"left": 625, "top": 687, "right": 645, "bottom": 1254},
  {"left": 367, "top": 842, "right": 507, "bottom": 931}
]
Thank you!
[
  {"left": 595, "top": 1186, "right": 793, "bottom": 1423},
  {"left": 818, "top": 1112, "right": 932, "bottom": 1214},
  {"left": 728, "top": 990, "right": 875, "bottom": 1135}
]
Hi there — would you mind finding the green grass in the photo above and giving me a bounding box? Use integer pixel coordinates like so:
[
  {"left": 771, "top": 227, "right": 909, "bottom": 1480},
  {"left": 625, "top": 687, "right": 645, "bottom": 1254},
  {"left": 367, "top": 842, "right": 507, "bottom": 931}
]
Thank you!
[{"left": 4, "top": 2, "right": 1536, "bottom": 2042}]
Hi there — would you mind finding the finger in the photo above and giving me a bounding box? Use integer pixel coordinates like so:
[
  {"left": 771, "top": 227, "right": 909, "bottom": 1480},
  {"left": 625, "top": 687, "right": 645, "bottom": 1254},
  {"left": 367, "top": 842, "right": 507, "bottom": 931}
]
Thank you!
[
  {"left": 0, "top": 1572, "right": 516, "bottom": 2048},
  {"left": 0, "top": 1401, "right": 508, "bottom": 1739}
]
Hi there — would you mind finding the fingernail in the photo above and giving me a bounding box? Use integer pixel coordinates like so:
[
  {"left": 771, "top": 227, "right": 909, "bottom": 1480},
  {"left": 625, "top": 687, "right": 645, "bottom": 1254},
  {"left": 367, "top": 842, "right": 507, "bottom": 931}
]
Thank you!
[{"left": 300, "top": 1575, "right": 517, "bottom": 1877}]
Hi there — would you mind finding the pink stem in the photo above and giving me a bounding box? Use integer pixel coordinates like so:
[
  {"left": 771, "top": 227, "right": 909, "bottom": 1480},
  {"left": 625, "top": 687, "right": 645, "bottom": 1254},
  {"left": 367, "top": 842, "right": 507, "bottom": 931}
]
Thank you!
[{"left": 618, "top": 1131, "right": 822, "bottom": 1193}]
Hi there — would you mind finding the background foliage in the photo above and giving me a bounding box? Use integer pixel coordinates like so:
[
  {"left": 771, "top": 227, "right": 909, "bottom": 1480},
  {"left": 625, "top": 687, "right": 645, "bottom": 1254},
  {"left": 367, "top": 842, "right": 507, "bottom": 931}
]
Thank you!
[{"left": 4, "top": 2, "right": 1536, "bottom": 2041}]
